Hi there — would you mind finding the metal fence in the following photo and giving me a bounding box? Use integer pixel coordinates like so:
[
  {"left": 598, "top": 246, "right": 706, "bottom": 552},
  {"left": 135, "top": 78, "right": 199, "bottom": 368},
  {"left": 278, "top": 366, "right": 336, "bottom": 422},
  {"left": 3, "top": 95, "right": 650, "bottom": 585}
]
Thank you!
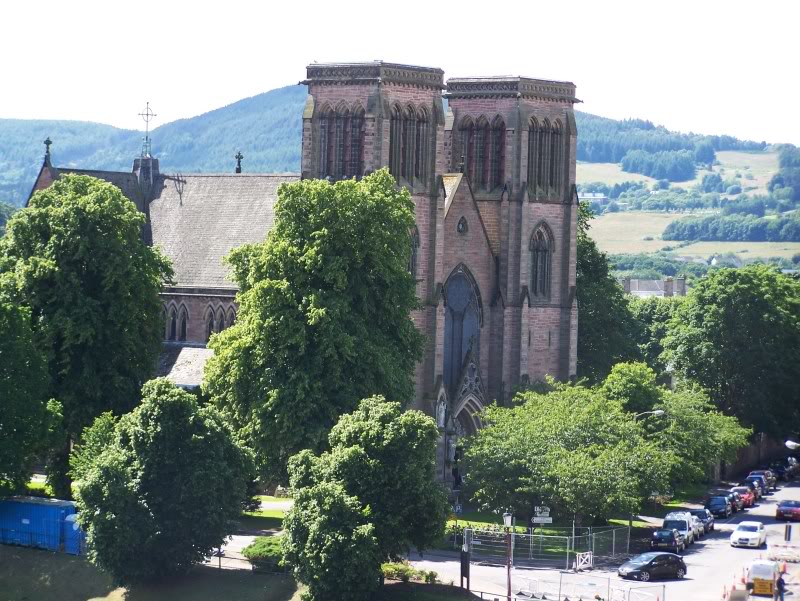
[
  {"left": 464, "top": 526, "right": 630, "bottom": 570},
  {"left": 515, "top": 572, "right": 667, "bottom": 601}
]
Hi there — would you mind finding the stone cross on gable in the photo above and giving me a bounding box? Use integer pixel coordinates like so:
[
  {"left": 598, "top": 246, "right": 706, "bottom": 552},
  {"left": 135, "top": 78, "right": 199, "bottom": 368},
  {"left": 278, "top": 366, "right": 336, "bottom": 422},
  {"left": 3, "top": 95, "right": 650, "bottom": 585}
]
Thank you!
[{"left": 235, "top": 151, "right": 244, "bottom": 174}]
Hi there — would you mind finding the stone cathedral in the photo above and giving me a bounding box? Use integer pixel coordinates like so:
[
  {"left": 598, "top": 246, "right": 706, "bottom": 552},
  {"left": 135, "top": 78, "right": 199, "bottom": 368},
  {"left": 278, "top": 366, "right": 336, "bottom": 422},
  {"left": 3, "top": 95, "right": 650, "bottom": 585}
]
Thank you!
[{"left": 30, "top": 61, "right": 579, "bottom": 482}]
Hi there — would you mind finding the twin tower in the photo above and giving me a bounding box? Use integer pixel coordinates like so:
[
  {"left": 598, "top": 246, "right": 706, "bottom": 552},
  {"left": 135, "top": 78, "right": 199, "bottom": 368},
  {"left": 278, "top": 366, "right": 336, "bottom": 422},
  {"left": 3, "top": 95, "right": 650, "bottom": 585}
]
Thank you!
[{"left": 299, "top": 61, "right": 579, "bottom": 452}]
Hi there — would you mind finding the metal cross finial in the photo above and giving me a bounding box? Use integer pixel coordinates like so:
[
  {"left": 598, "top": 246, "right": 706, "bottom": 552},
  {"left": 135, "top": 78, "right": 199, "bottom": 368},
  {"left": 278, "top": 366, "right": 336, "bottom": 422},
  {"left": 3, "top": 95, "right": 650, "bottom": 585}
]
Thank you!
[
  {"left": 44, "top": 137, "right": 52, "bottom": 155},
  {"left": 235, "top": 151, "right": 244, "bottom": 174},
  {"left": 138, "top": 102, "right": 157, "bottom": 157}
]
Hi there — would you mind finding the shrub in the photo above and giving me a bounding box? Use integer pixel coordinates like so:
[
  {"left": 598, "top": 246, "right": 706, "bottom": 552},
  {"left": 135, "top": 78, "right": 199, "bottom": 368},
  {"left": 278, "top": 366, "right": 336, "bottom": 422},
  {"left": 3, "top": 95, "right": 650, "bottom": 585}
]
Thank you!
[
  {"left": 381, "top": 561, "right": 438, "bottom": 584},
  {"left": 726, "top": 185, "right": 742, "bottom": 195},
  {"left": 242, "top": 536, "right": 285, "bottom": 571}
]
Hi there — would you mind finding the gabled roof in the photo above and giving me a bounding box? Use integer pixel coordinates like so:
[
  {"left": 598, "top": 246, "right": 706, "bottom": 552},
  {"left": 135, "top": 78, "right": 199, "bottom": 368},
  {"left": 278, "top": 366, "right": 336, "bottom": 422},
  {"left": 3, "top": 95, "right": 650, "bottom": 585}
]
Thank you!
[
  {"left": 148, "top": 173, "right": 299, "bottom": 289},
  {"left": 56, "top": 168, "right": 144, "bottom": 208}
]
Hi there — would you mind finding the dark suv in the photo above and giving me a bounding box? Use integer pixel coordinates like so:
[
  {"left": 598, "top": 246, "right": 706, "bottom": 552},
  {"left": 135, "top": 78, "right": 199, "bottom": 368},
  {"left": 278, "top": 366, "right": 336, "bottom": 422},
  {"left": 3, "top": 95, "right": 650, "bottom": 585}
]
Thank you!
[
  {"left": 706, "top": 496, "right": 732, "bottom": 518},
  {"left": 651, "top": 528, "right": 686, "bottom": 553},
  {"left": 688, "top": 508, "right": 715, "bottom": 533}
]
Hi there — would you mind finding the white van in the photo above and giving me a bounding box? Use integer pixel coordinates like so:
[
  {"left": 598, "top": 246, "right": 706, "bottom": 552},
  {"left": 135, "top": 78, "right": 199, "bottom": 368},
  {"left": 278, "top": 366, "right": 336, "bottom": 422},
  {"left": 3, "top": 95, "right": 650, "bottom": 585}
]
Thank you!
[{"left": 663, "top": 512, "right": 695, "bottom": 545}]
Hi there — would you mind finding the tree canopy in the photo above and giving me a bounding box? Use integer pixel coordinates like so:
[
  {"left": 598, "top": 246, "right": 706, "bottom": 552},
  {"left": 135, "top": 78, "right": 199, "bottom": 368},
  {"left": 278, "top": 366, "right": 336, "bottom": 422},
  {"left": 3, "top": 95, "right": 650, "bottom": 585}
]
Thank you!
[
  {"left": 204, "top": 169, "right": 424, "bottom": 483},
  {"left": 0, "top": 174, "right": 172, "bottom": 495},
  {"left": 577, "top": 203, "right": 640, "bottom": 382},
  {"left": 464, "top": 383, "right": 670, "bottom": 524},
  {"left": 0, "top": 281, "right": 60, "bottom": 494},
  {"left": 663, "top": 266, "right": 800, "bottom": 437},
  {"left": 74, "top": 379, "right": 252, "bottom": 584},
  {"left": 283, "top": 397, "right": 448, "bottom": 601}
]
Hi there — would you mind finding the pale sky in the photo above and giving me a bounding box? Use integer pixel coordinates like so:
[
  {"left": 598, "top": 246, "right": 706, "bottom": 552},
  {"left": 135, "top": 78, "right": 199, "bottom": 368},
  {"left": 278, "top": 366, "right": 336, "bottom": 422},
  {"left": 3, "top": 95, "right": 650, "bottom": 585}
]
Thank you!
[{"left": 3, "top": 0, "right": 798, "bottom": 145}]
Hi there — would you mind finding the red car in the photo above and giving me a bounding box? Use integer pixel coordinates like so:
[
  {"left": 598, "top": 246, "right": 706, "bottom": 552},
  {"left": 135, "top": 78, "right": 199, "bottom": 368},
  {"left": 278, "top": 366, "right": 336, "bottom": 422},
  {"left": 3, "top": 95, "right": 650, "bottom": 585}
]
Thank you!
[
  {"left": 776, "top": 500, "right": 800, "bottom": 521},
  {"left": 731, "top": 486, "right": 755, "bottom": 508}
]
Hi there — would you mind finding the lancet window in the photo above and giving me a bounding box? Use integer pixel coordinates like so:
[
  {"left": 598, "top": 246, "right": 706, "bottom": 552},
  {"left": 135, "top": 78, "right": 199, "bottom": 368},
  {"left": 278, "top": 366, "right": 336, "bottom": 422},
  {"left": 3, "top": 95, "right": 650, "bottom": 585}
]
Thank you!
[
  {"left": 318, "top": 105, "right": 365, "bottom": 180},
  {"left": 530, "top": 224, "right": 554, "bottom": 299}
]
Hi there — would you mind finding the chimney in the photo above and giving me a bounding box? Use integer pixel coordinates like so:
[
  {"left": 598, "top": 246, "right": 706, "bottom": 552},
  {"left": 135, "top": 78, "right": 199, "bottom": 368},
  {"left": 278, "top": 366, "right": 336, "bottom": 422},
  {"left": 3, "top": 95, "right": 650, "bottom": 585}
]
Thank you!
[
  {"left": 663, "top": 277, "right": 674, "bottom": 297},
  {"left": 133, "top": 156, "right": 160, "bottom": 194},
  {"left": 676, "top": 276, "right": 686, "bottom": 296}
]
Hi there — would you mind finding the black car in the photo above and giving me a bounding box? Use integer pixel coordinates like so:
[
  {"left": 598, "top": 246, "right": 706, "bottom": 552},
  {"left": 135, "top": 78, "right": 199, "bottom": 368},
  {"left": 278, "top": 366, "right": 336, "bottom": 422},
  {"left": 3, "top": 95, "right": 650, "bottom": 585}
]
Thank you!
[
  {"left": 618, "top": 552, "right": 687, "bottom": 582},
  {"left": 650, "top": 528, "right": 685, "bottom": 553},
  {"left": 738, "top": 480, "right": 760, "bottom": 499},
  {"left": 689, "top": 508, "right": 715, "bottom": 533},
  {"left": 706, "top": 496, "right": 732, "bottom": 518}
]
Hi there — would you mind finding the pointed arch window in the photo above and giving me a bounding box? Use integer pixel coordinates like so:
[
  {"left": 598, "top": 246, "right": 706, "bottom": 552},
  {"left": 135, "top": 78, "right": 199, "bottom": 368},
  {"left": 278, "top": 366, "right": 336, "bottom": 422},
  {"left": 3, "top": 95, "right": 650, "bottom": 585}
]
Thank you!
[
  {"left": 216, "top": 307, "right": 226, "bottom": 332},
  {"left": 168, "top": 306, "right": 177, "bottom": 341},
  {"left": 458, "top": 118, "right": 475, "bottom": 181},
  {"left": 178, "top": 306, "right": 188, "bottom": 342},
  {"left": 443, "top": 266, "right": 482, "bottom": 394},
  {"left": 206, "top": 311, "right": 215, "bottom": 342},
  {"left": 389, "top": 105, "right": 403, "bottom": 178},
  {"left": 474, "top": 119, "right": 489, "bottom": 188},
  {"left": 409, "top": 227, "right": 420, "bottom": 279},
  {"left": 227, "top": 307, "right": 237, "bottom": 328},
  {"left": 550, "top": 120, "right": 563, "bottom": 195},
  {"left": 415, "top": 108, "right": 429, "bottom": 182},
  {"left": 527, "top": 118, "right": 539, "bottom": 192},
  {"left": 530, "top": 225, "right": 554, "bottom": 298},
  {"left": 347, "top": 108, "right": 364, "bottom": 177},
  {"left": 490, "top": 117, "right": 505, "bottom": 190},
  {"left": 319, "top": 105, "right": 365, "bottom": 180}
]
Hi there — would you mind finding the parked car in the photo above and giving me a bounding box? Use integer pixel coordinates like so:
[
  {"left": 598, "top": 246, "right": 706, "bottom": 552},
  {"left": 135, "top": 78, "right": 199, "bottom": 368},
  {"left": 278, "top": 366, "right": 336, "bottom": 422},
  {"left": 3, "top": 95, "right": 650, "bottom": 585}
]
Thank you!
[
  {"left": 769, "top": 461, "right": 790, "bottom": 481},
  {"left": 663, "top": 512, "right": 695, "bottom": 545},
  {"left": 706, "top": 496, "right": 732, "bottom": 518},
  {"left": 651, "top": 528, "right": 686, "bottom": 553},
  {"left": 744, "top": 475, "right": 768, "bottom": 497},
  {"left": 725, "top": 492, "right": 743, "bottom": 512},
  {"left": 730, "top": 521, "right": 767, "bottom": 548},
  {"left": 729, "top": 491, "right": 745, "bottom": 512},
  {"left": 731, "top": 486, "right": 755, "bottom": 508},
  {"left": 688, "top": 508, "right": 715, "bottom": 533},
  {"left": 776, "top": 500, "right": 800, "bottom": 522},
  {"left": 749, "top": 470, "right": 777, "bottom": 491},
  {"left": 690, "top": 515, "right": 705, "bottom": 539},
  {"left": 618, "top": 552, "right": 687, "bottom": 581},
  {"left": 738, "top": 479, "right": 761, "bottom": 500}
]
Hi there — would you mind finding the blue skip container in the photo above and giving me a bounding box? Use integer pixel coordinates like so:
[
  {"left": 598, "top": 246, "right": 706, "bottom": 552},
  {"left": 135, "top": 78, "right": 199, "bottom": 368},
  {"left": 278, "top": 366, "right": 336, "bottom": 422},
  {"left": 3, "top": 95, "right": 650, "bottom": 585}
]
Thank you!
[{"left": 0, "top": 496, "right": 77, "bottom": 552}]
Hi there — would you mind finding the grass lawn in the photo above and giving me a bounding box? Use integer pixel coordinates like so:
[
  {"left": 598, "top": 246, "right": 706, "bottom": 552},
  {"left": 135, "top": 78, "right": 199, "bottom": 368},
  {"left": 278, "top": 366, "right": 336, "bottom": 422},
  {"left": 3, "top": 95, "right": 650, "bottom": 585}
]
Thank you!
[
  {"left": 674, "top": 241, "right": 800, "bottom": 260},
  {"left": 589, "top": 211, "right": 684, "bottom": 254},
  {"left": 0, "top": 544, "right": 297, "bottom": 601},
  {"left": 257, "top": 495, "right": 290, "bottom": 503},
  {"left": 237, "top": 509, "right": 284, "bottom": 533},
  {"left": 577, "top": 161, "right": 656, "bottom": 186}
]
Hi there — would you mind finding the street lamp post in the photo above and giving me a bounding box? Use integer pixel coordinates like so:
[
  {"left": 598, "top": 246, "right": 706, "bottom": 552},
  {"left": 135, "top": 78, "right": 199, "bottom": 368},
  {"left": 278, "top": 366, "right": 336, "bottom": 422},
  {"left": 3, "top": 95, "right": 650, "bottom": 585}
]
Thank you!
[
  {"left": 633, "top": 409, "right": 665, "bottom": 420},
  {"left": 503, "top": 512, "right": 512, "bottom": 601}
]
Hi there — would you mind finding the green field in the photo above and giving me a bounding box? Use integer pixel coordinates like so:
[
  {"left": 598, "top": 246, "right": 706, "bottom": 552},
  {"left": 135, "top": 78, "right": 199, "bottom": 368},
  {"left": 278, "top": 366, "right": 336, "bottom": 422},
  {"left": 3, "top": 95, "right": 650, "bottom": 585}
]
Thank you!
[
  {"left": 577, "top": 150, "right": 780, "bottom": 195},
  {"left": 590, "top": 210, "right": 800, "bottom": 260}
]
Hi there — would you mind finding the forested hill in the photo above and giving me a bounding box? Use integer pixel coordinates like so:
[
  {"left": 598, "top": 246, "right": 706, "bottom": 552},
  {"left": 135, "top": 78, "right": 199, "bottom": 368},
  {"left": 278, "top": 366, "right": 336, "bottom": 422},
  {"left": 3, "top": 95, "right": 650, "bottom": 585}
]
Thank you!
[{"left": 0, "top": 84, "right": 771, "bottom": 206}]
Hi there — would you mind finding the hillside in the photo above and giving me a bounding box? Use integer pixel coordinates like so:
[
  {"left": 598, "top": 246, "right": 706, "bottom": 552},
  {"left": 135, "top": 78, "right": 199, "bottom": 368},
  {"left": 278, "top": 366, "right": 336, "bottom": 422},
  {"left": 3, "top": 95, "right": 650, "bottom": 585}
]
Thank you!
[{"left": 0, "top": 85, "right": 775, "bottom": 206}]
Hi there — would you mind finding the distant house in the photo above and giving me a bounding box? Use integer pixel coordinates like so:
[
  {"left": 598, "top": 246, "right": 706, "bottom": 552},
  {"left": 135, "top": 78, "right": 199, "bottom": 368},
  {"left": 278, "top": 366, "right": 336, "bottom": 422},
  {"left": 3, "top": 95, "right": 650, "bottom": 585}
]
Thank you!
[
  {"left": 622, "top": 276, "right": 687, "bottom": 298},
  {"left": 578, "top": 192, "right": 609, "bottom": 205}
]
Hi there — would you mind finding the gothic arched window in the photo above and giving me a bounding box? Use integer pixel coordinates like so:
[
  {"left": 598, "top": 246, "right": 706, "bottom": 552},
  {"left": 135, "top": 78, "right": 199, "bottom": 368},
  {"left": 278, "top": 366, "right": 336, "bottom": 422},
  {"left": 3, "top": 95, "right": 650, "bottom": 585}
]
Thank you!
[
  {"left": 527, "top": 118, "right": 539, "bottom": 192},
  {"left": 409, "top": 227, "right": 420, "bottom": 279},
  {"left": 550, "top": 120, "right": 563, "bottom": 194},
  {"left": 443, "top": 266, "right": 482, "bottom": 394},
  {"left": 168, "top": 307, "right": 177, "bottom": 341},
  {"left": 490, "top": 117, "right": 506, "bottom": 190},
  {"left": 347, "top": 107, "right": 365, "bottom": 178},
  {"left": 206, "top": 311, "right": 215, "bottom": 342},
  {"left": 474, "top": 118, "right": 489, "bottom": 189},
  {"left": 319, "top": 104, "right": 365, "bottom": 180},
  {"left": 216, "top": 307, "right": 226, "bottom": 332},
  {"left": 178, "top": 306, "right": 188, "bottom": 342},
  {"left": 227, "top": 307, "right": 237, "bottom": 328},
  {"left": 389, "top": 105, "right": 403, "bottom": 178},
  {"left": 415, "top": 108, "right": 429, "bottom": 182},
  {"left": 538, "top": 119, "right": 551, "bottom": 195},
  {"left": 458, "top": 117, "right": 475, "bottom": 181},
  {"left": 530, "top": 224, "right": 554, "bottom": 298}
]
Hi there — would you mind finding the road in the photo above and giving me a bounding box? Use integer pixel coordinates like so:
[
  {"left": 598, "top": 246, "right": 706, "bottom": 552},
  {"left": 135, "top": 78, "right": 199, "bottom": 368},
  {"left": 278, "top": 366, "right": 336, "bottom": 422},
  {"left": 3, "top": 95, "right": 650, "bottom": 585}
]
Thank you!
[{"left": 410, "top": 481, "right": 800, "bottom": 600}]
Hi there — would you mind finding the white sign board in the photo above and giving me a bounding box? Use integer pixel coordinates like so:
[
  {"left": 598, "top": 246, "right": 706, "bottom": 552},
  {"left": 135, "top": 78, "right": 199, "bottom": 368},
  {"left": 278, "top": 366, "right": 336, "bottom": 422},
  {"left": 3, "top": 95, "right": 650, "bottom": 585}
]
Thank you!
[
  {"left": 532, "top": 516, "right": 553, "bottom": 524},
  {"left": 534, "top": 506, "right": 550, "bottom": 515}
]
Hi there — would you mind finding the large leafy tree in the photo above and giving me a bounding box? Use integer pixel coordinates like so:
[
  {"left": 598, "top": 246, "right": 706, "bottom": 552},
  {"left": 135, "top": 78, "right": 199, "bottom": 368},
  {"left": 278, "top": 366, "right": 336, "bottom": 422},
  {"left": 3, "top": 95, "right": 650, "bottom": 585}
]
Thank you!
[
  {"left": 204, "top": 169, "right": 424, "bottom": 482},
  {"left": 0, "top": 201, "right": 15, "bottom": 236},
  {"left": 577, "top": 203, "right": 640, "bottom": 382},
  {"left": 663, "top": 266, "right": 800, "bottom": 437},
  {"left": 0, "top": 175, "right": 172, "bottom": 496},
  {"left": 283, "top": 397, "right": 448, "bottom": 601},
  {"left": 465, "top": 384, "right": 670, "bottom": 524},
  {"left": 74, "top": 379, "right": 252, "bottom": 585},
  {"left": 0, "top": 279, "right": 61, "bottom": 493},
  {"left": 629, "top": 296, "right": 685, "bottom": 375}
]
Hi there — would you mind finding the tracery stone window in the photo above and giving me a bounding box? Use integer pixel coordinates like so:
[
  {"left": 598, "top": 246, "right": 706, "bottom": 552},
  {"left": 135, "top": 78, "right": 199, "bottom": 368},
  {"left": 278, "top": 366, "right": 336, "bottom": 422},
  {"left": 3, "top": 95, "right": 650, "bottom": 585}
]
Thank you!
[
  {"left": 216, "top": 307, "right": 226, "bottom": 332},
  {"left": 530, "top": 224, "right": 554, "bottom": 299},
  {"left": 206, "top": 311, "right": 215, "bottom": 342},
  {"left": 409, "top": 226, "right": 420, "bottom": 279},
  {"left": 390, "top": 105, "right": 429, "bottom": 184},
  {"left": 443, "top": 266, "right": 482, "bottom": 394},
  {"left": 528, "top": 118, "right": 563, "bottom": 196},
  {"left": 168, "top": 306, "right": 177, "bottom": 341},
  {"left": 459, "top": 116, "right": 505, "bottom": 191},
  {"left": 319, "top": 105, "right": 365, "bottom": 180}
]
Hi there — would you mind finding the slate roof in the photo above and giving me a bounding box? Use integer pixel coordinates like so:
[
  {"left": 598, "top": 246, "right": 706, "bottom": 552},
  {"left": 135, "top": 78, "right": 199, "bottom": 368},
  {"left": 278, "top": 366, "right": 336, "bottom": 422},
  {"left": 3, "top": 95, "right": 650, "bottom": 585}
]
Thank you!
[
  {"left": 157, "top": 344, "right": 214, "bottom": 389},
  {"left": 57, "top": 168, "right": 145, "bottom": 208},
  {"left": 148, "top": 173, "right": 299, "bottom": 288},
  {"left": 442, "top": 173, "right": 463, "bottom": 217}
]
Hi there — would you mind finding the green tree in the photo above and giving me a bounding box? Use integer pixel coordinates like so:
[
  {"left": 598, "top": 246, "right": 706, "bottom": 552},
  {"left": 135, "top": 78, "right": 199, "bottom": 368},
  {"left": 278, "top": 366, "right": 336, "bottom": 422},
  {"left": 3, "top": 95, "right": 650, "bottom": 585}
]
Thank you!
[
  {"left": 68, "top": 411, "right": 117, "bottom": 484},
  {"left": 663, "top": 266, "right": 800, "bottom": 436},
  {"left": 694, "top": 140, "right": 716, "bottom": 168},
  {"left": 74, "top": 379, "right": 252, "bottom": 584},
  {"left": 629, "top": 296, "right": 685, "bottom": 374},
  {"left": 0, "top": 175, "right": 172, "bottom": 497},
  {"left": 577, "top": 203, "right": 641, "bottom": 382},
  {"left": 283, "top": 397, "right": 448, "bottom": 600},
  {"left": 600, "top": 362, "right": 661, "bottom": 414},
  {"left": 0, "top": 201, "right": 15, "bottom": 236},
  {"left": 0, "top": 280, "right": 61, "bottom": 493},
  {"left": 282, "top": 481, "right": 380, "bottom": 601},
  {"left": 204, "top": 170, "right": 424, "bottom": 483},
  {"left": 464, "top": 384, "right": 671, "bottom": 524}
]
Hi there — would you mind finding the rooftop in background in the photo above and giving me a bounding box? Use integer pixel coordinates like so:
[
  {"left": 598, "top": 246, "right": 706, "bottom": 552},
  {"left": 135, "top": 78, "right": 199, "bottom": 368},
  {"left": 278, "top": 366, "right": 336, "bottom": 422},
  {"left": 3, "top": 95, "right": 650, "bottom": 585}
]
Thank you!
[
  {"left": 445, "top": 76, "right": 579, "bottom": 103},
  {"left": 623, "top": 277, "right": 687, "bottom": 298},
  {"left": 303, "top": 61, "right": 445, "bottom": 89}
]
